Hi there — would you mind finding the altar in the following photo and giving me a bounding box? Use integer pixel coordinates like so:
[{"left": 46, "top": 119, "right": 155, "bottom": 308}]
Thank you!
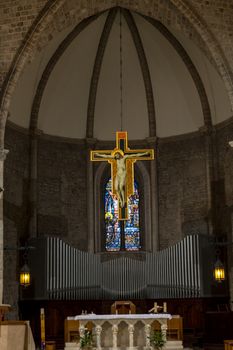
[{"left": 65, "top": 313, "right": 183, "bottom": 350}]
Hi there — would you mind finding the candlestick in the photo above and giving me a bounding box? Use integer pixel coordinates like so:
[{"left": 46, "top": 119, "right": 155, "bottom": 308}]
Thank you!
[{"left": 163, "top": 302, "right": 167, "bottom": 313}]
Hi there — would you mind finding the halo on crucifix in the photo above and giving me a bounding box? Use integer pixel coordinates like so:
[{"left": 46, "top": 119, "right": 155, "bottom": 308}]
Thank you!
[{"left": 90, "top": 131, "right": 154, "bottom": 220}]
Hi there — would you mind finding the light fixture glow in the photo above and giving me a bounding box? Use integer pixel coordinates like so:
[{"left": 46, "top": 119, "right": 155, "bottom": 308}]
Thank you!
[
  {"left": 214, "top": 259, "right": 225, "bottom": 282},
  {"left": 20, "top": 263, "right": 31, "bottom": 287}
]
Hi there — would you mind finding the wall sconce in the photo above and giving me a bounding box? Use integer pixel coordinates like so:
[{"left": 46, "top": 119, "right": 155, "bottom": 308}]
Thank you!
[{"left": 214, "top": 258, "right": 225, "bottom": 283}]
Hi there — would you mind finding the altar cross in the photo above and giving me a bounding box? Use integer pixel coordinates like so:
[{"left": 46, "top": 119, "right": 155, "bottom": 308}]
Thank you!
[{"left": 90, "top": 131, "right": 154, "bottom": 220}]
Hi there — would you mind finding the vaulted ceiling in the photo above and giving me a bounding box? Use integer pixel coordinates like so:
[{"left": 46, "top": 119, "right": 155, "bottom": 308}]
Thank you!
[{"left": 8, "top": 7, "right": 231, "bottom": 140}]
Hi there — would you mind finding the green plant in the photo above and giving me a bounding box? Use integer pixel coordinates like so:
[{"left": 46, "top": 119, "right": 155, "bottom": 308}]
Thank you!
[
  {"left": 80, "top": 329, "right": 93, "bottom": 348},
  {"left": 149, "top": 330, "right": 166, "bottom": 350}
]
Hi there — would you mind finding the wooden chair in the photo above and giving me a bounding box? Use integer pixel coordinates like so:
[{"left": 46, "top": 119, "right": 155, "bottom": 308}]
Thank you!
[
  {"left": 152, "top": 316, "right": 183, "bottom": 340},
  {"left": 64, "top": 320, "right": 79, "bottom": 343},
  {"left": 111, "top": 301, "right": 136, "bottom": 314},
  {"left": 64, "top": 319, "right": 93, "bottom": 343},
  {"left": 167, "top": 317, "right": 183, "bottom": 340}
]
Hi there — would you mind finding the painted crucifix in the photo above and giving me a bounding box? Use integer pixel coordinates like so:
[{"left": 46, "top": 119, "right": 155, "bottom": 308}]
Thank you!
[{"left": 91, "top": 131, "right": 154, "bottom": 221}]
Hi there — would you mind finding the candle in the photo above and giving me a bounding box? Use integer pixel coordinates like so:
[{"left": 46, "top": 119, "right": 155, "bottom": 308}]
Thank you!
[{"left": 163, "top": 302, "right": 167, "bottom": 313}]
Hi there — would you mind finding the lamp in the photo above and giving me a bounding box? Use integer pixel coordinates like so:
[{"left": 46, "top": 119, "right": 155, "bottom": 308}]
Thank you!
[
  {"left": 214, "top": 258, "right": 225, "bottom": 283},
  {"left": 19, "top": 244, "right": 32, "bottom": 287},
  {"left": 209, "top": 236, "right": 233, "bottom": 283},
  {"left": 4, "top": 242, "right": 34, "bottom": 287},
  {"left": 20, "top": 263, "right": 31, "bottom": 287}
]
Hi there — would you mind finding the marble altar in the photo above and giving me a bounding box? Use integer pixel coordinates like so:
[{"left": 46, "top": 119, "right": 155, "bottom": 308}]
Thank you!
[{"left": 65, "top": 313, "right": 183, "bottom": 350}]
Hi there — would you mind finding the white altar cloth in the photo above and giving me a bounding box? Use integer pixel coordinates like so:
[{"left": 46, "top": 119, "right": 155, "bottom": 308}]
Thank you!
[
  {"left": 65, "top": 313, "right": 174, "bottom": 350},
  {"left": 68, "top": 313, "right": 172, "bottom": 321}
]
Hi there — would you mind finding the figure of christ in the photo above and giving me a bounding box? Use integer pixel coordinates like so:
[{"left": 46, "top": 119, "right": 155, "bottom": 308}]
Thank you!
[{"left": 95, "top": 151, "right": 149, "bottom": 208}]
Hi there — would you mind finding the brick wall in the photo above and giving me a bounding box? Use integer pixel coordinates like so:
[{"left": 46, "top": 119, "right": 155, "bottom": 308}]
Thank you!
[
  {"left": 0, "top": 0, "right": 47, "bottom": 87},
  {"left": 37, "top": 137, "right": 88, "bottom": 249},
  {"left": 3, "top": 124, "right": 30, "bottom": 318},
  {"left": 3, "top": 124, "right": 211, "bottom": 252},
  {"left": 216, "top": 120, "right": 233, "bottom": 309},
  {"left": 158, "top": 133, "right": 208, "bottom": 249},
  {"left": 3, "top": 119, "right": 233, "bottom": 313}
]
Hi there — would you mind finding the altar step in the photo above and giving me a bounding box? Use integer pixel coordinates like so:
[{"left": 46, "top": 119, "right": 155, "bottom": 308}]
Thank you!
[{"left": 64, "top": 340, "right": 183, "bottom": 350}]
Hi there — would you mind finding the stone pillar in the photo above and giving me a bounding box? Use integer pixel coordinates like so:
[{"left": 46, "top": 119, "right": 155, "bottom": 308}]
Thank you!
[
  {"left": 128, "top": 324, "right": 135, "bottom": 349},
  {"left": 78, "top": 324, "right": 86, "bottom": 347},
  {"left": 95, "top": 324, "right": 102, "bottom": 350},
  {"left": 147, "top": 136, "right": 159, "bottom": 251},
  {"left": 29, "top": 131, "right": 39, "bottom": 238},
  {"left": 0, "top": 149, "right": 9, "bottom": 304},
  {"left": 200, "top": 126, "right": 219, "bottom": 235},
  {"left": 111, "top": 324, "right": 118, "bottom": 349},
  {"left": 86, "top": 138, "right": 96, "bottom": 252},
  {"left": 161, "top": 322, "right": 168, "bottom": 342},
  {"left": 144, "top": 323, "right": 151, "bottom": 349}
]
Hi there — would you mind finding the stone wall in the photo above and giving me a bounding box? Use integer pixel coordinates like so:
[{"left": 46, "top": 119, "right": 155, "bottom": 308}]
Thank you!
[
  {"left": 3, "top": 124, "right": 211, "bottom": 253},
  {"left": 3, "top": 118, "right": 233, "bottom": 313},
  {"left": 37, "top": 136, "right": 88, "bottom": 249},
  {"left": 3, "top": 125, "right": 30, "bottom": 318},
  {"left": 158, "top": 133, "right": 208, "bottom": 249},
  {"left": 4, "top": 128, "right": 88, "bottom": 251},
  {"left": 216, "top": 119, "right": 233, "bottom": 309},
  {"left": 3, "top": 126, "right": 211, "bottom": 235}
]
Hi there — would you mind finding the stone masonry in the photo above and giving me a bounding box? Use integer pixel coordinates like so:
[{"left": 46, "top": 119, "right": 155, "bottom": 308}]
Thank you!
[{"left": 1, "top": 0, "right": 233, "bottom": 314}]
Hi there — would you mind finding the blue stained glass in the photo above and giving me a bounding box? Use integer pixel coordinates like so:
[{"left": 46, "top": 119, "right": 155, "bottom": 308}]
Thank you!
[{"left": 105, "top": 178, "right": 140, "bottom": 251}]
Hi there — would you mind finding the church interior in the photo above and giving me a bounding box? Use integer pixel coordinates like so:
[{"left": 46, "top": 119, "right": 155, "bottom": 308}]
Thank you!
[{"left": 0, "top": 1, "right": 233, "bottom": 350}]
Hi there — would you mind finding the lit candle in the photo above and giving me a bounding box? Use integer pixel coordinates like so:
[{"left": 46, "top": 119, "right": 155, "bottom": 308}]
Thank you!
[{"left": 163, "top": 302, "right": 167, "bottom": 313}]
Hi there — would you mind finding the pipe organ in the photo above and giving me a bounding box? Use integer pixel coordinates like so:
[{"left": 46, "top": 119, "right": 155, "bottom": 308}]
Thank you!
[{"left": 27, "top": 234, "right": 214, "bottom": 300}]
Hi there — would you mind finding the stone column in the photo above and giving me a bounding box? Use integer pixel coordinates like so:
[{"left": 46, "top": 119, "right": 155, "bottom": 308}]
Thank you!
[
  {"left": 95, "top": 324, "right": 102, "bottom": 350},
  {"left": 161, "top": 321, "right": 168, "bottom": 342},
  {"left": 78, "top": 324, "right": 86, "bottom": 347},
  {"left": 144, "top": 323, "right": 151, "bottom": 349},
  {"left": 111, "top": 324, "right": 118, "bottom": 349},
  {"left": 200, "top": 125, "right": 220, "bottom": 235},
  {"left": 0, "top": 149, "right": 9, "bottom": 305},
  {"left": 86, "top": 138, "right": 96, "bottom": 252},
  {"left": 147, "top": 136, "right": 159, "bottom": 251},
  {"left": 128, "top": 323, "right": 135, "bottom": 349},
  {"left": 29, "top": 131, "right": 39, "bottom": 238}
]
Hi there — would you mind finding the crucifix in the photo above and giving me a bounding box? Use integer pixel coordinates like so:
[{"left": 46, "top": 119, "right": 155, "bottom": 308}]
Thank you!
[{"left": 91, "top": 131, "right": 154, "bottom": 223}]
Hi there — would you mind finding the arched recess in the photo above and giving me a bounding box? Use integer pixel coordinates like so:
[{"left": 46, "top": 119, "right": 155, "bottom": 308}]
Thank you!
[{"left": 93, "top": 159, "right": 152, "bottom": 253}]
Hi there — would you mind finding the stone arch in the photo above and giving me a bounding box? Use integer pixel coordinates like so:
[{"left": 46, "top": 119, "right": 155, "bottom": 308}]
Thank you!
[
  {"left": 93, "top": 157, "right": 153, "bottom": 253},
  {"left": 169, "top": 0, "right": 233, "bottom": 109},
  {"left": 0, "top": 0, "right": 67, "bottom": 146}
]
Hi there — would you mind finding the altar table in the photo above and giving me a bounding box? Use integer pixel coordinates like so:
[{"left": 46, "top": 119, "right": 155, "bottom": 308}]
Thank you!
[{"left": 65, "top": 313, "right": 176, "bottom": 350}]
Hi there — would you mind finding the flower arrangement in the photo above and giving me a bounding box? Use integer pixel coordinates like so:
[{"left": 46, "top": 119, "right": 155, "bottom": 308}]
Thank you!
[
  {"left": 80, "top": 329, "right": 93, "bottom": 348},
  {"left": 149, "top": 330, "right": 166, "bottom": 350}
]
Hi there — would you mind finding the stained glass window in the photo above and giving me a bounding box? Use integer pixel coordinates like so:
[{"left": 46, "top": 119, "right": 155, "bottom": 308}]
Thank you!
[{"left": 105, "top": 178, "right": 140, "bottom": 251}]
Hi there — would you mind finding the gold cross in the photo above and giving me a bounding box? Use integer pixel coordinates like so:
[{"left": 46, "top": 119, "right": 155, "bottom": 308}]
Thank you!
[{"left": 90, "top": 131, "right": 154, "bottom": 220}]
